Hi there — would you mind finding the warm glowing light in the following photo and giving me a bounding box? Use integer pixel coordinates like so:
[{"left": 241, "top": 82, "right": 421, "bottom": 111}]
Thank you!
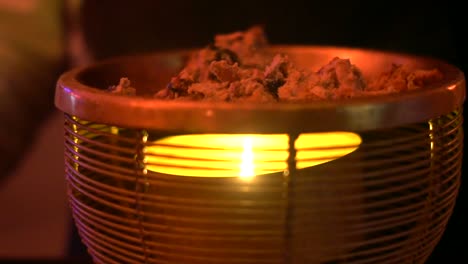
[
  {"left": 144, "top": 132, "right": 362, "bottom": 178},
  {"left": 239, "top": 137, "right": 255, "bottom": 180},
  {"left": 447, "top": 84, "right": 456, "bottom": 91},
  {"left": 429, "top": 121, "right": 434, "bottom": 155}
]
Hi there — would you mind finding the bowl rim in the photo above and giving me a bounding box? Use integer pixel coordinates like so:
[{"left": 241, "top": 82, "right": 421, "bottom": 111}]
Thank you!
[{"left": 55, "top": 45, "right": 466, "bottom": 133}]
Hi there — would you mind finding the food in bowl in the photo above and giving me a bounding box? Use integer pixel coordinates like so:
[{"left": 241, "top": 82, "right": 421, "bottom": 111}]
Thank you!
[{"left": 111, "top": 26, "right": 443, "bottom": 102}]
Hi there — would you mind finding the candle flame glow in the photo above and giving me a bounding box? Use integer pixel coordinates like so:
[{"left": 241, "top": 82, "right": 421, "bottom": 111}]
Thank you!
[
  {"left": 144, "top": 132, "right": 361, "bottom": 179},
  {"left": 239, "top": 137, "right": 255, "bottom": 180}
]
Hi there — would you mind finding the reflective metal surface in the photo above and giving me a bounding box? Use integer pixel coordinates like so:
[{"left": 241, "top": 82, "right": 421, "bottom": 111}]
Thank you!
[
  {"left": 63, "top": 110, "right": 463, "bottom": 264},
  {"left": 55, "top": 46, "right": 465, "bottom": 133},
  {"left": 55, "top": 46, "right": 465, "bottom": 264}
]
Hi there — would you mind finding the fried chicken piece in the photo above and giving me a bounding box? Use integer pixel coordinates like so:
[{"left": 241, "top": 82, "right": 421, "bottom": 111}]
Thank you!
[
  {"left": 214, "top": 25, "right": 270, "bottom": 67},
  {"left": 155, "top": 26, "right": 274, "bottom": 101},
  {"left": 108, "top": 77, "right": 136, "bottom": 96},
  {"left": 278, "top": 57, "right": 367, "bottom": 100},
  {"left": 368, "top": 64, "right": 443, "bottom": 93}
]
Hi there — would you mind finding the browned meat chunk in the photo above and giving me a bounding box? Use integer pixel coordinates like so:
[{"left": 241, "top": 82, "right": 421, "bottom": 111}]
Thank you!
[
  {"left": 108, "top": 77, "right": 136, "bottom": 96},
  {"left": 367, "top": 64, "right": 443, "bottom": 95}
]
